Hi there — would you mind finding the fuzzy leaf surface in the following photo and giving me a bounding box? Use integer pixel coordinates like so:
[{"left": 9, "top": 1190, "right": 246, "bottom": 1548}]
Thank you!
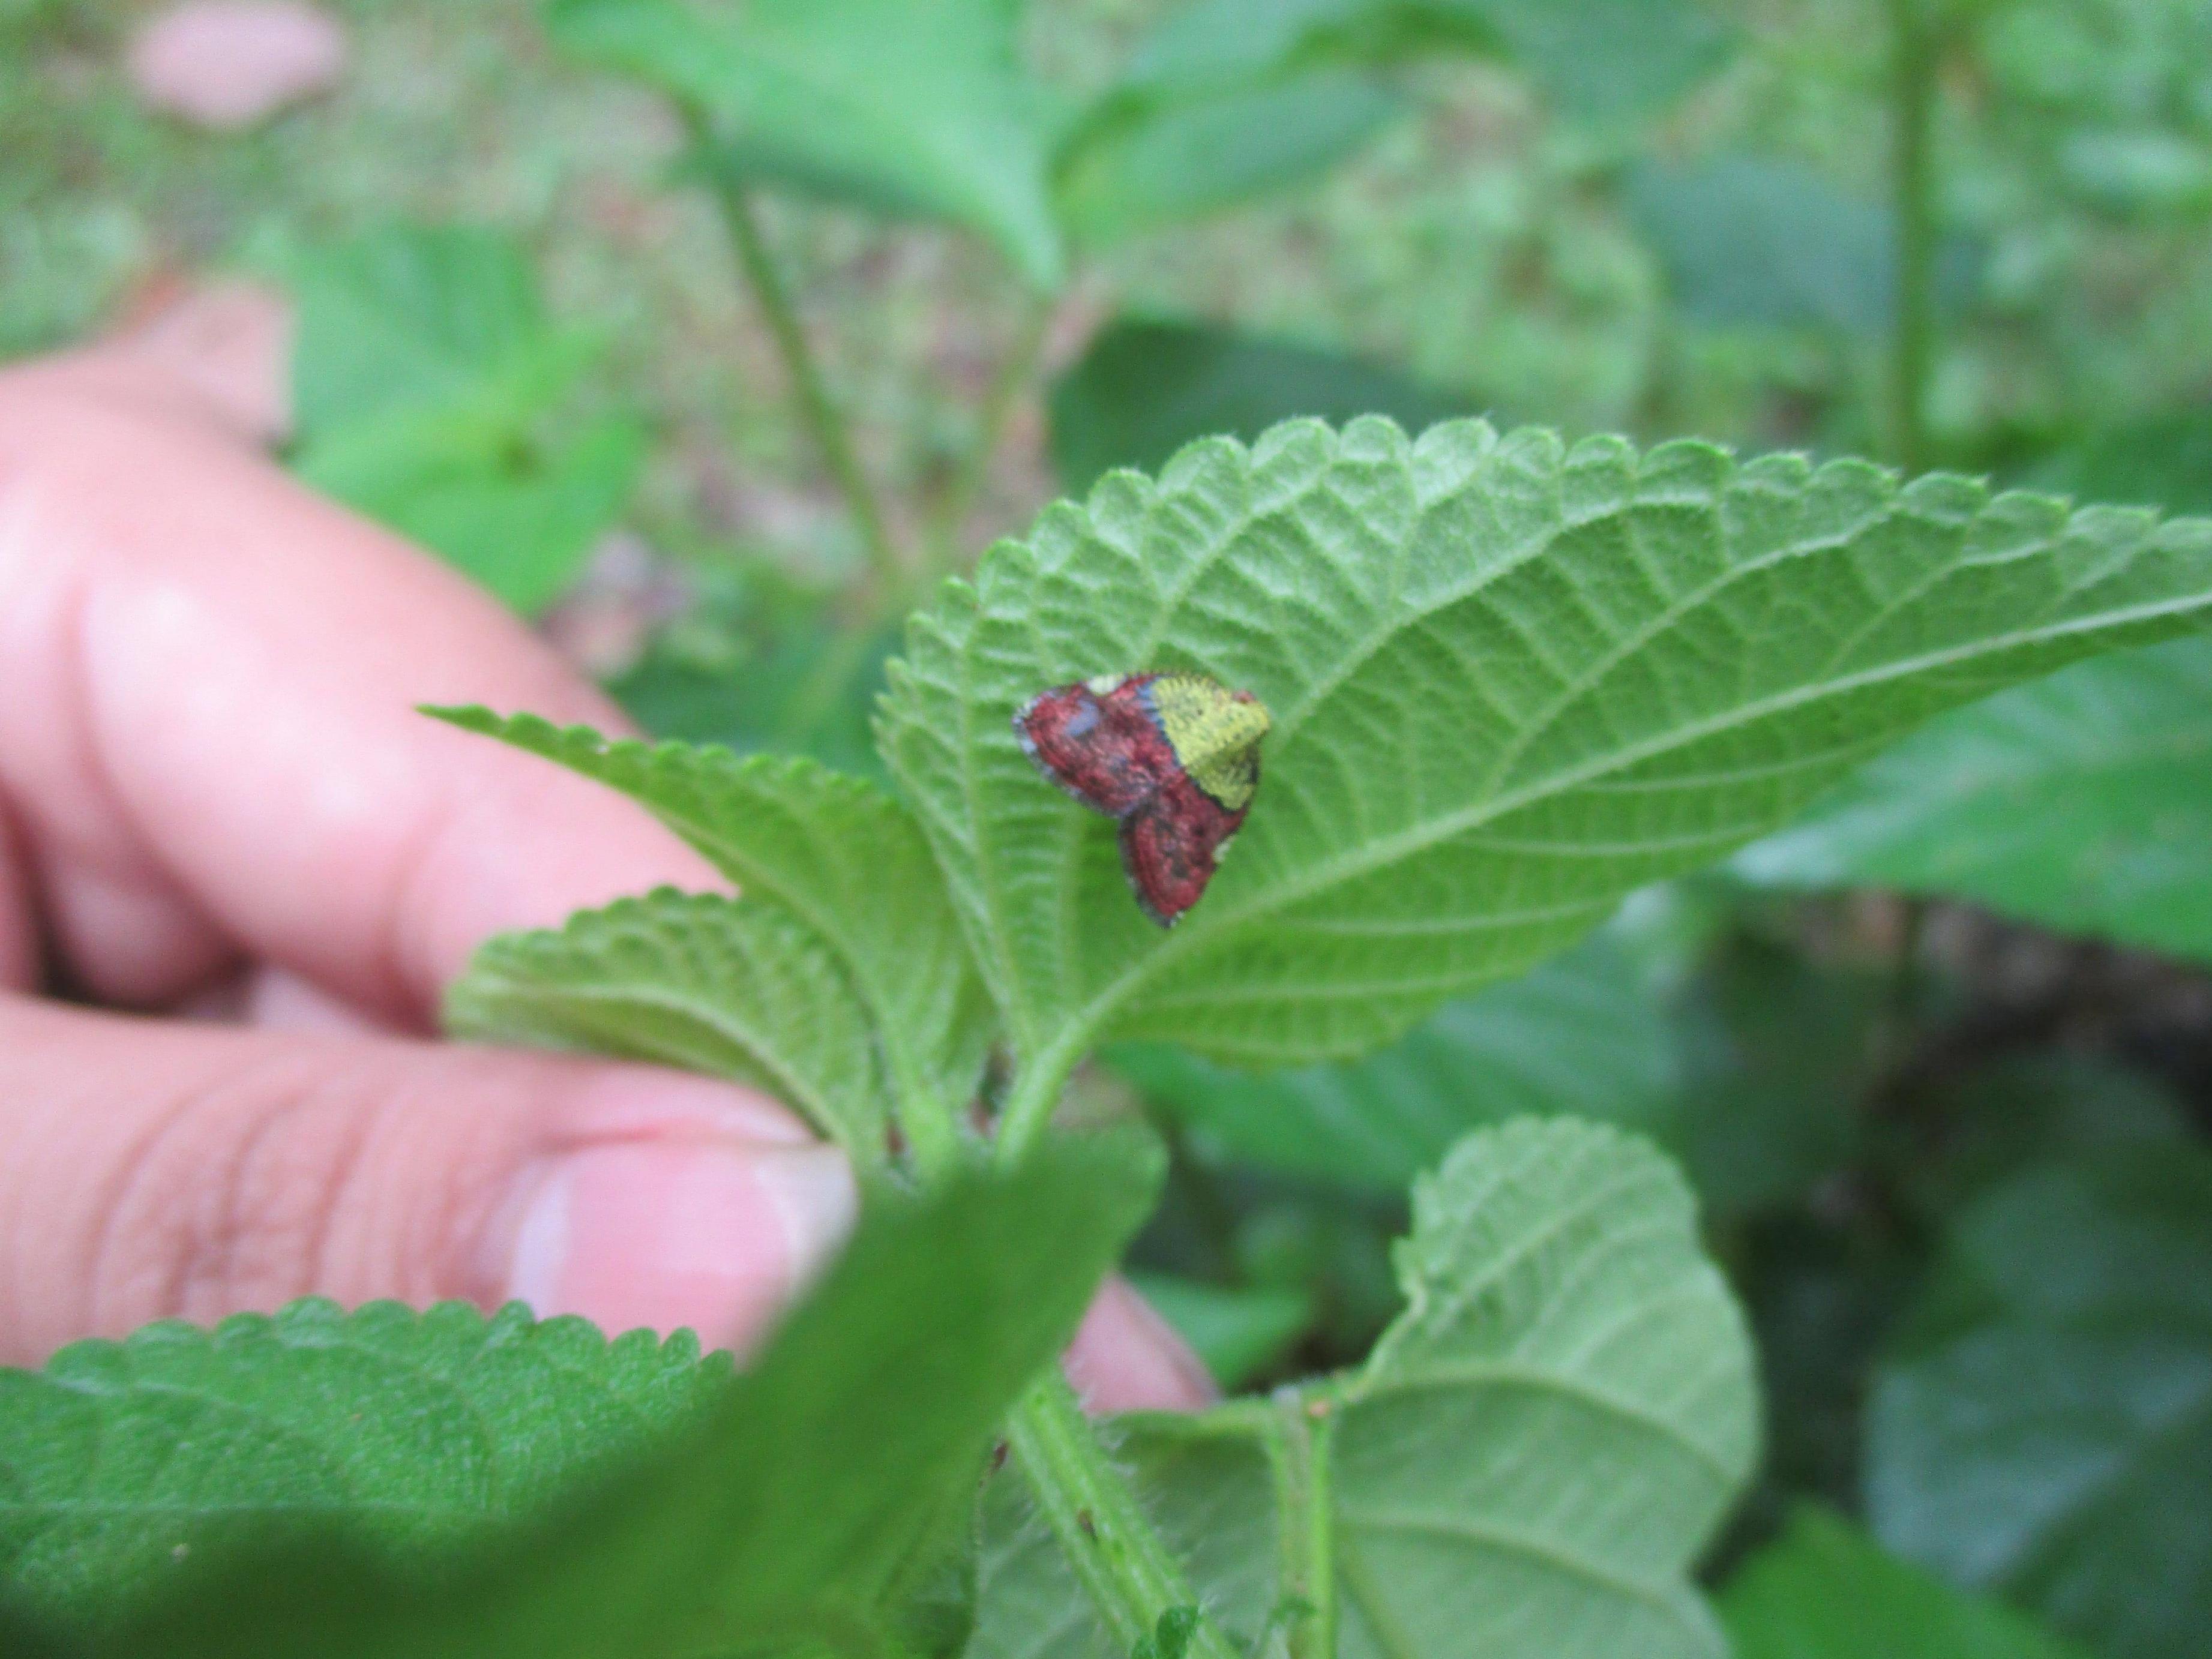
[
  {"left": 970, "top": 1118, "right": 1758, "bottom": 1658},
  {"left": 547, "top": 0, "right": 1062, "bottom": 286},
  {"left": 1723, "top": 1507, "right": 2091, "bottom": 1659},
  {"left": 428, "top": 714, "right": 994, "bottom": 1124},
  {"left": 1740, "top": 637, "right": 2212, "bottom": 962},
  {"left": 449, "top": 887, "right": 889, "bottom": 1159},
  {"left": 1866, "top": 1149, "right": 2212, "bottom": 1659},
  {"left": 10, "top": 1138, "right": 1157, "bottom": 1658},
  {"left": 879, "top": 417, "right": 2212, "bottom": 1073},
  {"left": 0, "top": 1300, "right": 726, "bottom": 1633}
]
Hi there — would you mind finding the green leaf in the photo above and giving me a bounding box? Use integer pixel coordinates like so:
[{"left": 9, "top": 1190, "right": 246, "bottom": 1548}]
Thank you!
[
  {"left": 973, "top": 1118, "right": 1759, "bottom": 1658},
  {"left": 1737, "top": 637, "right": 2212, "bottom": 963},
  {"left": 1866, "top": 1148, "right": 2212, "bottom": 1659},
  {"left": 547, "top": 0, "right": 1063, "bottom": 287},
  {"left": 1724, "top": 1506, "right": 2093, "bottom": 1659},
  {"left": 286, "top": 224, "right": 643, "bottom": 616},
  {"left": 427, "top": 713, "right": 994, "bottom": 1128},
  {"left": 41, "top": 1136, "right": 1159, "bottom": 1658},
  {"left": 1124, "top": 1273, "right": 1312, "bottom": 1393},
  {"left": 0, "top": 1299, "right": 727, "bottom": 1634},
  {"left": 2036, "top": 405, "right": 2212, "bottom": 518},
  {"left": 877, "top": 418, "right": 2212, "bottom": 1082},
  {"left": 1107, "top": 0, "right": 1730, "bottom": 129},
  {"left": 1108, "top": 932, "right": 1682, "bottom": 1196},
  {"left": 1624, "top": 157, "right": 1898, "bottom": 334},
  {"left": 449, "top": 887, "right": 891, "bottom": 1161},
  {"left": 289, "top": 224, "right": 544, "bottom": 433},
  {"left": 1048, "top": 319, "right": 1476, "bottom": 497}
]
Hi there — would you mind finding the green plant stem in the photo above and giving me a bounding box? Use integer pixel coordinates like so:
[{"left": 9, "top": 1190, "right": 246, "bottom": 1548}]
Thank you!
[
  {"left": 1006, "top": 1372, "right": 1242, "bottom": 1659},
  {"left": 710, "top": 181, "right": 904, "bottom": 587},
  {"left": 927, "top": 292, "right": 1054, "bottom": 568},
  {"left": 1887, "top": 0, "right": 1938, "bottom": 475},
  {"left": 993, "top": 1033, "right": 1087, "bottom": 1168},
  {"left": 1288, "top": 1403, "right": 1338, "bottom": 1659}
]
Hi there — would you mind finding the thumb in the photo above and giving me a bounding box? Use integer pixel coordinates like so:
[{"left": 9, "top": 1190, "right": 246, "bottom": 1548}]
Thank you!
[{"left": 0, "top": 997, "right": 855, "bottom": 1367}]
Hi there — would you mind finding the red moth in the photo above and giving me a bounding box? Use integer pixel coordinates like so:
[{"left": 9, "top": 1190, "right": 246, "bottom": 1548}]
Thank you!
[{"left": 1014, "top": 671, "right": 1270, "bottom": 925}]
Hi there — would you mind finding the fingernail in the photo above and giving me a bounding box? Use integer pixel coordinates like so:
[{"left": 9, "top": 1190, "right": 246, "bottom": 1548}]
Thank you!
[{"left": 500, "top": 1141, "right": 855, "bottom": 1351}]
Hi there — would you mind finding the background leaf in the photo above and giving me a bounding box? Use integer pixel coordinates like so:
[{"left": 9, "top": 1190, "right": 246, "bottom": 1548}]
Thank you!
[
  {"left": 286, "top": 224, "right": 643, "bottom": 615},
  {"left": 548, "top": 0, "right": 1063, "bottom": 287},
  {"left": 878, "top": 417, "right": 2212, "bottom": 1079},
  {"left": 1737, "top": 637, "right": 2212, "bottom": 964},
  {"left": 448, "top": 887, "right": 892, "bottom": 1162},
  {"left": 1124, "top": 1272, "right": 1314, "bottom": 1393},
  {"left": 1866, "top": 1148, "right": 2212, "bottom": 1659},
  {"left": 429, "top": 713, "right": 994, "bottom": 1127},
  {"left": 13, "top": 1137, "right": 1158, "bottom": 1658},
  {"left": 1624, "top": 157, "right": 1901, "bottom": 334},
  {"left": 1722, "top": 1506, "right": 2091, "bottom": 1659},
  {"left": 1054, "top": 71, "right": 1402, "bottom": 248},
  {"left": 1049, "top": 319, "right": 1476, "bottom": 497},
  {"left": 1108, "top": 930, "right": 1683, "bottom": 1196}
]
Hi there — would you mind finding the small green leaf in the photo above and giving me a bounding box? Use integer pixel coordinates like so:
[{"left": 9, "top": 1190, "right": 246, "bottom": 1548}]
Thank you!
[
  {"left": 1056, "top": 73, "right": 1402, "bottom": 248},
  {"left": 972, "top": 1119, "right": 1758, "bottom": 1658},
  {"left": 1049, "top": 319, "right": 1476, "bottom": 497},
  {"left": 285, "top": 224, "right": 642, "bottom": 616},
  {"left": 0, "top": 1300, "right": 727, "bottom": 1633},
  {"left": 1866, "top": 1148, "right": 2212, "bottom": 1659},
  {"left": 879, "top": 418, "right": 2212, "bottom": 1082},
  {"left": 1110, "top": 932, "right": 1681, "bottom": 1196},
  {"left": 427, "top": 713, "right": 994, "bottom": 1127},
  {"left": 449, "top": 887, "right": 891, "bottom": 1160},
  {"left": 547, "top": 0, "right": 1063, "bottom": 287},
  {"left": 1738, "top": 637, "right": 2212, "bottom": 963},
  {"left": 40, "top": 1136, "right": 1160, "bottom": 1658},
  {"left": 1724, "top": 1506, "right": 2093, "bottom": 1659}
]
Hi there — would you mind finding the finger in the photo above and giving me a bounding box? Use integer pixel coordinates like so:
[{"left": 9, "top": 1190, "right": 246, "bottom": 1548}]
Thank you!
[
  {"left": 0, "top": 357, "right": 719, "bottom": 1022},
  {"left": 0, "top": 996, "right": 845, "bottom": 1368},
  {"left": 1065, "top": 1277, "right": 1218, "bottom": 1412}
]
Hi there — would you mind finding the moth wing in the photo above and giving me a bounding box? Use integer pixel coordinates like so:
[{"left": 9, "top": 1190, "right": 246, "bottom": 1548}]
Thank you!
[
  {"left": 1116, "top": 773, "right": 1245, "bottom": 926},
  {"left": 1016, "top": 686, "right": 1161, "bottom": 817}
]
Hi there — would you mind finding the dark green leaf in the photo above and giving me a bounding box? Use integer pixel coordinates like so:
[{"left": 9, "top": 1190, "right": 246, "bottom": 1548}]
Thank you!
[
  {"left": 1048, "top": 320, "right": 1475, "bottom": 496},
  {"left": 1866, "top": 1148, "right": 2212, "bottom": 1659},
  {"left": 0, "top": 1300, "right": 727, "bottom": 1633},
  {"left": 1724, "top": 1506, "right": 2091, "bottom": 1659},
  {"left": 62, "top": 1136, "right": 1161, "bottom": 1658},
  {"left": 1738, "top": 637, "right": 2212, "bottom": 964},
  {"left": 548, "top": 0, "right": 1063, "bottom": 286},
  {"left": 1625, "top": 157, "right": 1898, "bottom": 334},
  {"left": 1108, "top": 932, "right": 1682, "bottom": 1196}
]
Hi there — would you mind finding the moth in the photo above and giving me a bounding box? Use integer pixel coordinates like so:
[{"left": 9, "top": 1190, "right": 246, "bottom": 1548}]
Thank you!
[{"left": 1014, "top": 671, "right": 1270, "bottom": 926}]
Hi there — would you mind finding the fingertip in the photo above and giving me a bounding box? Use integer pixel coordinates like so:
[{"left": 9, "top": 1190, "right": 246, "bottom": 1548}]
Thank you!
[{"left": 1065, "top": 1277, "right": 1219, "bottom": 1414}]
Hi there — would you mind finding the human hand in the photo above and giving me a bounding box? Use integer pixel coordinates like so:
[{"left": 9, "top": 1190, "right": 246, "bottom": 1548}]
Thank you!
[{"left": 0, "top": 314, "right": 1209, "bottom": 1408}]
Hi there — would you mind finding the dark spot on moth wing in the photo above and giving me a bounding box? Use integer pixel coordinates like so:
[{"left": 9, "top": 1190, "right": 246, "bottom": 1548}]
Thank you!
[
  {"left": 1014, "top": 678, "right": 1172, "bottom": 818},
  {"left": 1117, "top": 772, "right": 1248, "bottom": 926}
]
